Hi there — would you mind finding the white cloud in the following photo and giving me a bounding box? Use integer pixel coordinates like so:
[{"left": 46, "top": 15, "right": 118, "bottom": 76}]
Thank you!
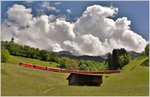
[
  {"left": 66, "top": 9, "right": 72, "bottom": 14},
  {"left": 25, "top": 0, "right": 33, "bottom": 3},
  {"left": 36, "top": 2, "right": 60, "bottom": 16},
  {"left": 7, "top": 4, "right": 32, "bottom": 27},
  {"left": 2, "top": 4, "right": 147, "bottom": 56},
  {"left": 53, "top": 2, "right": 62, "bottom": 5},
  {"left": 79, "top": 34, "right": 105, "bottom": 55},
  {"left": 41, "top": 1, "right": 59, "bottom": 12},
  {"left": 72, "top": 5, "right": 147, "bottom": 55},
  {"left": 52, "top": 43, "right": 63, "bottom": 52}
]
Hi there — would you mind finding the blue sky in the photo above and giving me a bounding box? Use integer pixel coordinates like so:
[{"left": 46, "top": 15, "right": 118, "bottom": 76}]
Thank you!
[
  {"left": 1, "top": 1, "right": 149, "bottom": 55},
  {"left": 1, "top": 1, "right": 149, "bottom": 41}
]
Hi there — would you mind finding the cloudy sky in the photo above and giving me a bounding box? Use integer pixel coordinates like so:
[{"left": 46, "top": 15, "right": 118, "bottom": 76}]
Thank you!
[{"left": 1, "top": 1, "right": 149, "bottom": 56}]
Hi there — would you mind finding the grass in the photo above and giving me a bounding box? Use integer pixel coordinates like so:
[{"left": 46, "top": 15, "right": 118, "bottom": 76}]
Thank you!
[
  {"left": 6, "top": 55, "right": 58, "bottom": 67},
  {"left": 1, "top": 55, "right": 149, "bottom": 96}
]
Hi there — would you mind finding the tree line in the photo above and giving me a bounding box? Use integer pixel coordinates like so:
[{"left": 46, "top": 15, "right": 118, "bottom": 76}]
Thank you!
[
  {"left": 1, "top": 40, "right": 107, "bottom": 71},
  {"left": 1, "top": 40, "right": 58, "bottom": 61},
  {"left": 1, "top": 39, "right": 149, "bottom": 70}
]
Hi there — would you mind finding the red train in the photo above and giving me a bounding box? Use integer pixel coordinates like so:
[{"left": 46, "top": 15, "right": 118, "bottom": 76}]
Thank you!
[{"left": 19, "top": 62, "right": 120, "bottom": 74}]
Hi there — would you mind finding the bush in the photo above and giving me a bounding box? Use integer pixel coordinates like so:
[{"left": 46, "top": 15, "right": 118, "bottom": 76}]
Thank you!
[
  {"left": 119, "top": 54, "right": 130, "bottom": 68},
  {"left": 66, "top": 59, "right": 79, "bottom": 70},
  {"left": 58, "top": 57, "right": 68, "bottom": 68},
  {"left": 49, "top": 52, "right": 59, "bottom": 62},
  {"left": 38, "top": 50, "right": 50, "bottom": 61},
  {"left": 1, "top": 49, "right": 10, "bottom": 62},
  {"left": 79, "top": 64, "right": 88, "bottom": 70}
]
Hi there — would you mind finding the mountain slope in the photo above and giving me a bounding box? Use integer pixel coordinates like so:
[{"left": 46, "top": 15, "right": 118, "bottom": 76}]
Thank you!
[{"left": 58, "top": 51, "right": 104, "bottom": 62}]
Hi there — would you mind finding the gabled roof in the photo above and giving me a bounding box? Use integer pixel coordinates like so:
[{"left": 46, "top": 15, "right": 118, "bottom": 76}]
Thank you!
[{"left": 66, "top": 73, "right": 102, "bottom": 80}]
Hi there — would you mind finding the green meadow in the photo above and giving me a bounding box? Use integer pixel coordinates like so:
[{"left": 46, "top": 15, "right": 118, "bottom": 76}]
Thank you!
[{"left": 1, "top": 55, "right": 149, "bottom": 96}]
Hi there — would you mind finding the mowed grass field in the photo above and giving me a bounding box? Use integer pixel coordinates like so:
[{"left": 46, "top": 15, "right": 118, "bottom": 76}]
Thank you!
[{"left": 1, "top": 55, "right": 149, "bottom": 96}]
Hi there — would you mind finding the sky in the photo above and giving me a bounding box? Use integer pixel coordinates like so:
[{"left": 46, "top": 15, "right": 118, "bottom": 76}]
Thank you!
[{"left": 1, "top": 1, "right": 149, "bottom": 56}]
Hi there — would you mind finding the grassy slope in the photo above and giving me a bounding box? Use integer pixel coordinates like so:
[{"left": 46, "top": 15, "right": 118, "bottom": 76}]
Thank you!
[
  {"left": 1, "top": 55, "right": 149, "bottom": 96},
  {"left": 5, "top": 55, "right": 59, "bottom": 67}
]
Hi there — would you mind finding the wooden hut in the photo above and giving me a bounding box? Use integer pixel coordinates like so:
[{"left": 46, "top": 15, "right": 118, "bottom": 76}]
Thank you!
[{"left": 66, "top": 73, "right": 103, "bottom": 86}]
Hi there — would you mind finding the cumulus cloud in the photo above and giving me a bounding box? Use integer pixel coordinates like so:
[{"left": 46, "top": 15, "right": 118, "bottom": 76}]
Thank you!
[
  {"left": 72, "top": 5, "right": 147, "bottom": 55},
  {"left": 7, "top": 4, "right": 32, "bottom": 27},
  {"left": 1, "top": 4, "right": 147, "bottom": 56}
]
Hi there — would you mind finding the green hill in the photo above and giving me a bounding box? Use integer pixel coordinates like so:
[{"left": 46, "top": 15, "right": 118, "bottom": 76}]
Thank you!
[{"left": 1, "top": 55, "right": 149, "bottom": 96}]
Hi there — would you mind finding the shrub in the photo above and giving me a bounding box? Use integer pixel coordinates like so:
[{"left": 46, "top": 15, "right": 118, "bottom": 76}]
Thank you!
[
  {"left": 66, "top": 59, "right": 79, "bottom": 70},
  {"left": 1, "top": 49, "right": 10, "bottom": 62},
  {"left": 79, "top": 64, "right": 88, "bottom": 70},
  {"left": 58, "top": 57, "right": 68, "bottom": 68}
]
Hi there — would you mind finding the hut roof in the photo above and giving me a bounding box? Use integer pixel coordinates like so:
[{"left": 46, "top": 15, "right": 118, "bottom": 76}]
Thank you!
[{"left": 67, "top": 73, "right": 102, "bottom": 80}]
